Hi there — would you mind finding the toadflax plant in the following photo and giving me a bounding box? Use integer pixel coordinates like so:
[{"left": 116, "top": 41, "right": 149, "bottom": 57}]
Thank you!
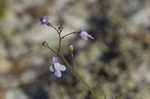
[{"left": 40, "top": 16, "right": 99, "bottom": 99}]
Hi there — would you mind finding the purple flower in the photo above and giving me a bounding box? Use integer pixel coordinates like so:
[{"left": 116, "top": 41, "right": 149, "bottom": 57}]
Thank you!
[
  {"left": 49, "top": 56, "right": 66, "bottom": 78},
  {"left": 40, "top": 16, "right": 49, "bottom": 25},
  {"left": 79, "top": 26, "right": 94, "bottom": 40}
]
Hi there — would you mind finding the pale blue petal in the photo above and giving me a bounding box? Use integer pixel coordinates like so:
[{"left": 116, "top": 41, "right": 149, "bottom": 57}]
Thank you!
[
  {"left": 59, "top": 64, "right": 66, "bottom": 71},
  {"left": 80, "top": 31, "right": 88, "bottom": 40},
  {"left": 54, "top": 63, "right": 64, "bottom": 71},
  {"left": 52, "top": 56, "right": 59, "bottom": 63},
  {"left": 49, "top": 65, "right": 54, "bottom": 72},
  {"left": 44, "top": 16, "right": 48, "bottom": 20},
  {"left": 81, "top": 35, "right": 88, "bottom": 40},
  {"left": 87, "top": 33, "right": 94, "bottom": 39},
  {"left": 54, "top": 70, "right": 62, "bottom": 78},
  {"left": 40, "top": 16, "right": 48, "bottom": 25},
  {"left": 80, "top": 26, "right": 84, "bottom": 31},
  {"left": 80, "top": 31, "right": 94, "bottom": 40}
]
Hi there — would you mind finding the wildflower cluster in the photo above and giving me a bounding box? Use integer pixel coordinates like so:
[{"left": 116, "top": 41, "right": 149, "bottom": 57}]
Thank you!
[
  {"left": 40, "top": 16, "right": 94, "bottom": 78},
  {"left": 40, "top": 16, "right": 98, "bottom": 99}
]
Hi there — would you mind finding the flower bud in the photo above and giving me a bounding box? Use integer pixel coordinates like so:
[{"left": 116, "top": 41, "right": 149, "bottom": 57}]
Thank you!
[
  {"left": 42, "top": 41, "right": 48, "bottom": 47},
  {"left": 58, "top": 24, "right": 64, "bottom": 33},
  {"left": 69, "top": 44, "right": 74, "bottom": 52}
]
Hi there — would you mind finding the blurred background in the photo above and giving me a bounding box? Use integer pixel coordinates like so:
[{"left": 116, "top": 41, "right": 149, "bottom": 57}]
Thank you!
[{"left": 1, "top": 0, "right": 150, "bottom": 99}]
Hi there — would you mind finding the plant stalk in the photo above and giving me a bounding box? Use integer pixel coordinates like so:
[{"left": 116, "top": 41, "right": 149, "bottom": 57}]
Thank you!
[{"left": 59, "top": 52, "right": 99, "bottom": 99}]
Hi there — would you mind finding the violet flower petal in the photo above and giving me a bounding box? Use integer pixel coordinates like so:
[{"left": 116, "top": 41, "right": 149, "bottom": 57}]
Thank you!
[
  {"left": 54, "top": 63, "right": 64, "bottom": 71},
  {"left": 80, "top": 26, "right": 84, "bottom": 31},
  {"left": 58, "top": 64, "right": 66, "bottom": 71},
  {"left": 79, "top": 26, "right": 94, "bottom": 40},
  {"left": 54, "top": 70, "right": 62, "bottom": 78},
  {"left": 80, "top": 33, "right": 88, "bottom": 40},
  {"left": 49, "top": 65, "right": 55, "bottom": 72},
  {"left": 87, "top": 33, "right": 94, "bottom": 39},
  {"left": 40, "top": 16, "right": 49, "bottom": 25},
  {"left": 80, "top": 31, "right": 94, "bottom": 40},
  {"left": 52, "top": 56, "right": 59, "bottom": 63}
]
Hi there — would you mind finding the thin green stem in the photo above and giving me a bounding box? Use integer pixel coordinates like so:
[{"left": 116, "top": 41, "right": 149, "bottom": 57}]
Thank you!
[
  {"left": 43, "top": 42, "right": 99, "bottom": 99},
  {"left": 42, "top": 41, "right": 57, "bottom": 55},
  {"left": 47, "top": 23, "right": 60, "bottom": 33},
  {"left": 47, "top": 46, "right": 57, "bottom": 55},
  {"left": 47, "top": 23, "right": 63, "bottom": 54},
  {"left": 59, "top": 52, "right": 99, "bottom": 99},
  {"left": 57, "top": 33, "right": 62, "bottom": 53},
  {"left": 61, "top": 32, "right": 77, "bottom": 39}
]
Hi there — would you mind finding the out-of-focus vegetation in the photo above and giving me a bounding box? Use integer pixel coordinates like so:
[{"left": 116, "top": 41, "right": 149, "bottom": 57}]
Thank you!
[
  {"left": 1, "top": 0, "right": 150, "bottom": 99},
  {"left": 0, "top": 0, "right": 6, "bottom": 18}
]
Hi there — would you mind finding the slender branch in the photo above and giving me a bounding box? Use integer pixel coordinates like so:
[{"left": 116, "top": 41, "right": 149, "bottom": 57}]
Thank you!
[
  {"left": 57, "top": 33, "right": 62, "bottom": 53},
  {"left": 59, "top": 52, "right": 99, "bottom": 99},
  {"left": 47, "top": 45, "right": 57, "bottom": 55},
  {"left": 47, "top": 22, "right": 63, "bottom": 54},
  {"left": 42, "top": 41, "right": 57, "bottom": 55},
  {"left": 47, "top": 23, "right": 60, "bottom": 33},
  {"left": 61, "top": 32, "right": 77, "bottom": 39}
]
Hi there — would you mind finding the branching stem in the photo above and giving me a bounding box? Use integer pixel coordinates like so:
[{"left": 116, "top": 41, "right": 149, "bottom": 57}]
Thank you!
[
  {"left": 62, "top": 32, "right": 77, "bottom": 39},
  {"left": 59, "top": 51, "right": 99, "bottom": 99},
  {"left": 44, "top": 24, "right": 99, "bottom": 99}
]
